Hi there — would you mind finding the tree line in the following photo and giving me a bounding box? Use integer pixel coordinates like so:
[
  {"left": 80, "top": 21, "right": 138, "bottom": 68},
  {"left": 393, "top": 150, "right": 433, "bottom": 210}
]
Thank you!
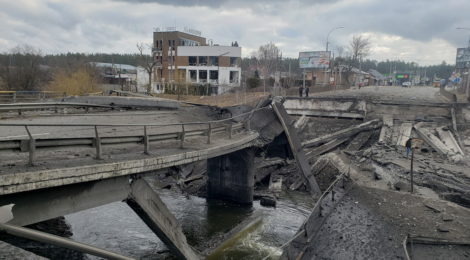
[
  {"left": 0, "top": 42, "right": 456, "bottom": 92},
  {"left": 0, "top": 44, "right": 152, "bottom": 93}
]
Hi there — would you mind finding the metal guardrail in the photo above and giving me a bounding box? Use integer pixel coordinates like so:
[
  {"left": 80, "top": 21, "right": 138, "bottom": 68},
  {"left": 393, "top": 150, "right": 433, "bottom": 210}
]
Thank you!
[
  {"left": 0, "top": 108, "right": 258, "bottom": 166},
  {"left": 403, "top": 235, "right": 470, "bottom": 260},
  {"left": 281, "top": 171, "right": 351, "bottom": 260},
  {"left": 0, "top": 223, "right": 134, "bottom": 260},
  {"left": 0, "top": 91, "right": 64, "bottom": 104},
  {"left": 0, "top": 102, "right": 115, "bottom": 114}
]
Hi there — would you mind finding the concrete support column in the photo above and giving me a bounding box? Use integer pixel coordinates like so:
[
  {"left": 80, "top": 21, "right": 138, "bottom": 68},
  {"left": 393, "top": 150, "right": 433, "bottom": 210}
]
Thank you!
[{"left": 207, "top": 147, "right": 254, "bottom": 205}]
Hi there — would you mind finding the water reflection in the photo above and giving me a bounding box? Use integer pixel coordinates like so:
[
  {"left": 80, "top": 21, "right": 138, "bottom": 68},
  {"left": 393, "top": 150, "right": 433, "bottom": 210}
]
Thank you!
[{"left": 65, "top": 187, "right": 313, "bottom": 259}]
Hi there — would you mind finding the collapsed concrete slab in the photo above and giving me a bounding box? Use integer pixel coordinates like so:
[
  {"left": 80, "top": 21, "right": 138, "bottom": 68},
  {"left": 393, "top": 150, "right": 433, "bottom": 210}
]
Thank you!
[
  {"left": 61, "top": 96, "right": 180, "bottom": 109},
  {"left": 396, "top": 122, "right": 413, "bottom": 147},
  {"left": 126, "top": 178, "right": 200, "bottom": 260},
  {"left": 436, "top": 127, "right": 464, "bottom": 156},
  {"left": 378, "top": 115, "right": 393, "bottom": 144},
  {"left": 283, "top": 97, "right": 366, "bottom": 119},
  {"left": 302, "top": 119, "right": 382, "bottom": 148},
  {"left": 305, "top": 138, "right": 348, "bottom": 162},
  {"left": 272, "top": 101, "right": 322, "bottom": 195},
  {"left": 414, "top": 122, "right": 463, "bottom": 162}
]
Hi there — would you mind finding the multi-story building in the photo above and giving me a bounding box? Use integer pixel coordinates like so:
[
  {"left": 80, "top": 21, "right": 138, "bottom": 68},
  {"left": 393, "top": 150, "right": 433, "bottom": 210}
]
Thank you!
[{"left": 152, "top": 28, "right": 241, "bottom": 94}]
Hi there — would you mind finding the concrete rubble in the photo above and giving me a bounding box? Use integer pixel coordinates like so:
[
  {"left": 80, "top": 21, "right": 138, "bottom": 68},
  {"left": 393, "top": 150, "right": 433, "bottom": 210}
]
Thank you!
[{"left": 2, "top": 87, "right": 470, "bottom": 259}]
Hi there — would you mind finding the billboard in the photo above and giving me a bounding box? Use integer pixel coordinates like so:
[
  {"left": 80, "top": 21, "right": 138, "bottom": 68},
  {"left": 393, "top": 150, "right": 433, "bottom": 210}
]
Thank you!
[
  {"left": 456, "top": 48, "right": 470, "bottom": 69},
  {"left": 395, "top": 73, "right": 410, "bottom": 80},
  {"left": 299, "top": 51, "right": 330, "bottom": 69}
]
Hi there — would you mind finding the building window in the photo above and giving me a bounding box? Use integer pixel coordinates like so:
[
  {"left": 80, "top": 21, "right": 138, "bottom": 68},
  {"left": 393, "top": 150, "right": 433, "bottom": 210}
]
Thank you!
[
  {"left": 230, "top": 71, "right": 239, "bottom": 83},
  {"left": 199, "top": 70, "right": 207, "bottom": 82},
  {"left": 198, "top": 56, "right": 207, "bottom": 66},
  {"left": 209, "top": 56, "right": 218, "bottom": 66},
  {"left": 230, "top": 57, "right": 238, "bottom": 67},
  {"left": 209, "top": 70, "right": 218, "bottom": 81},
  {"left": 189, "top": 56, "right": 197, "bottom": 66},
  {"left": 189, "top": 70, "right": 197, "bottom": 82},
  {"left": 168, "top": 40, "right": 171, "bottom": 46}
]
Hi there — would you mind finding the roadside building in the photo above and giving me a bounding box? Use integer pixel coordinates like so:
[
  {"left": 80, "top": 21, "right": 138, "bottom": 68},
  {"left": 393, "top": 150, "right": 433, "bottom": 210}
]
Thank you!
[
  {"left": 306, "top": 66, "right": 371, "bottom": 87},
  {"left": 152, "top": 28, "right": 241, "bottom": 94},
  {"left": 368, "top": 69, "right": 386, "bottom": 86},
  {"left": 90, "top": 62, "right": 149, "bottom": 93}
]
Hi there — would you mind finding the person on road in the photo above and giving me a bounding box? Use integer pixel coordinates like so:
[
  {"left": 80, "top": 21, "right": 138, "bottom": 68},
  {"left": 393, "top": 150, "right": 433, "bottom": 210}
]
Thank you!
[
  {"left": 405, "top": 138, "right": 412, "bottom": 157},
  {"left": 305, "top": 87, "right": 309, "bottom": 97},
  {"left": 299, "top": 86, "right": 304, "bottom": 97}
]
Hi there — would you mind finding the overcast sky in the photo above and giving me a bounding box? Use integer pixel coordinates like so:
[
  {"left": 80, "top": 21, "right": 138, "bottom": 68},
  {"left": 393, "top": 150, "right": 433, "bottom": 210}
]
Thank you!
[{"left": 1, "top": 0, "right": 469, "bottom": 65}]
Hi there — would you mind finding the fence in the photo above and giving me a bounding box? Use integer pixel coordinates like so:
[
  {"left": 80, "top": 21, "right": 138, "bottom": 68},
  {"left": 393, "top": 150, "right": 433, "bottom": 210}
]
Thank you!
[
  {"left": 0, "top": 102, "right": 114, "bottom": 115},
  {"left": 0, "top": 91, "right": 64, "bottom": 104},
  {"left": 281, "top": 171, "right": 352, "bottom": 260},
  {"left": 0, "top": 109, "right": 257, "bottom": 166}
]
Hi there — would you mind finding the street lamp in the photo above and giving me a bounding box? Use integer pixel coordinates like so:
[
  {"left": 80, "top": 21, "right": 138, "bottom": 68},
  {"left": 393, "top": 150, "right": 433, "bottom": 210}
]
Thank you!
[
  {"left": 326, "top": 26, "right": 345, "bottom": 52},
  {"left": 325, "top": 26, "right": 344, "bottom": 86}
]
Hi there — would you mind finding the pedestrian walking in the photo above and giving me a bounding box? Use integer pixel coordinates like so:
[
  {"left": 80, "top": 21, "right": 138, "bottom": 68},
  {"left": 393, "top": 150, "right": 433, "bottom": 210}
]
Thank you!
[
  {"left": 299, "top": 86, "right": 304, "bottom": 97},
  {"left": 405, "top": 138, "right": 412, "bottom": 157},
  {"left": 305, "top": 87, "right": 309, "bottom": 97}
]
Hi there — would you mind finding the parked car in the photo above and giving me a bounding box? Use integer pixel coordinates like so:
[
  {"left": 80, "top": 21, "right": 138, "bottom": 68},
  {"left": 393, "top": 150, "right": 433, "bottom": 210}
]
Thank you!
[{"left": 402, "top": 81, "right": 411, "bottom": 87}]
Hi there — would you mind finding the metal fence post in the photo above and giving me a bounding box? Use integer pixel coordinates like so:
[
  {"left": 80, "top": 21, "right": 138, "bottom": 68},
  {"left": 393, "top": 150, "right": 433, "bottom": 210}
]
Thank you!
[
  {"left": 13, "top": 92, "right": 16, "bottom": 103},
  {"left": 244, "top": 119, "right": 251, "bottom": 131},
  {"left": 226, "top": 123, "right": 233, "bottom": 139},
  {"left": 207, "top": 123, "right": 212, "bottom": 144},
  {"left": 180, "top": 124, "right": 185, "bottom": 149},
  {"left": 25, "top": 126, "right": 35, "bottom": 166},
  {"left": 94, "top": 126, "right": 102, "bottom": 160},
  {"left": 143, "top": 126, "right": 150, "bottom": 155}
]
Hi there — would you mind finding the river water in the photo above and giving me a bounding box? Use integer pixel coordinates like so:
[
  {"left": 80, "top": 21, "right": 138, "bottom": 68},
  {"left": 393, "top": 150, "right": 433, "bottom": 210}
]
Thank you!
[{"left": 64, "top": 180, "right": 314, "bottom": 260}]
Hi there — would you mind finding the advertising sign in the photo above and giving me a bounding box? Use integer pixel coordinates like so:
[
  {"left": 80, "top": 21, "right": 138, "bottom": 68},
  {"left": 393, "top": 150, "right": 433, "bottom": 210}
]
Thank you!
[
  {"left": 299, "top": 51, "right": 330, "bottom": 69},
  {"left": 456, "top": 48, "right": 470, "bottom": 69},
  {"left": 395, "top": 73, "right": 410, "bottom": 79}
]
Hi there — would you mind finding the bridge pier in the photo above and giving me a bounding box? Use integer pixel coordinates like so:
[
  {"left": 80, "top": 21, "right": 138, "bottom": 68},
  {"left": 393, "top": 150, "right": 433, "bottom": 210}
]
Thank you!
[{"left": 207, "top": 148, "right": 254, "bottom": 205}]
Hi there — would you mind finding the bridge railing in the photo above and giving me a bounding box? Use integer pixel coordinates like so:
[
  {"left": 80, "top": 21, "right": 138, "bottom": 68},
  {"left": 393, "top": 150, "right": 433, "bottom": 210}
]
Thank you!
[
  {"left": 0, "top": 109, "right": 257, "bottom": 166},
  {"left": 0, "top": 102, "right": 115, "bottom": 115},
  {"left": 0, "top": 91, "right": 64, "bottom": 104}
]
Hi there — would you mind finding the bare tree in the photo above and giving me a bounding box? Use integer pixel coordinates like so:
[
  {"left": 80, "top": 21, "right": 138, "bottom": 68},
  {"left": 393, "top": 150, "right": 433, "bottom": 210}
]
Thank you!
[
  {"left": 0, "top": 44, "right": 45, "bottom": 91},
  {"left": 257, "top": 42, "right": 281, "bottom": 91},
  {"left": 349, "top": 35, "right": 371, "bottom": 67},
  {"left": 136, "top": 43, "right": 157, "bottom": 94}
]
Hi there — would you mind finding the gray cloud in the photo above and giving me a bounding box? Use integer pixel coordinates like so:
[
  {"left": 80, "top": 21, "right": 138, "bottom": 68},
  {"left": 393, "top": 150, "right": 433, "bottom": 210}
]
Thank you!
[{"left": 0, "top": 0, "right": 468, "bottom": 65}]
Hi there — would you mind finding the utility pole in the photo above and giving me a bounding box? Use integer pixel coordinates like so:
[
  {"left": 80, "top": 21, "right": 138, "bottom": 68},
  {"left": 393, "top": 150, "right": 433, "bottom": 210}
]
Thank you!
[{"left": 326, "top": 26, "right": 344, "bottom": 87}]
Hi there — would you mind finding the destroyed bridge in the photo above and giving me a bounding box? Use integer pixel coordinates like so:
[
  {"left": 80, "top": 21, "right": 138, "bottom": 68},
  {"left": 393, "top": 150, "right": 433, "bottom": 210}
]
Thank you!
[{"left": 0, "top": 94, "right": 468, "bottom": 260}]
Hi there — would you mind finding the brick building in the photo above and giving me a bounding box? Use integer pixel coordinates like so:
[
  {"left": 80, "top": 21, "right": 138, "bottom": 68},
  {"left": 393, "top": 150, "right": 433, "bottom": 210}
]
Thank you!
[{"left": 152, "top": 29, "right": 241, "bottom": 94}]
